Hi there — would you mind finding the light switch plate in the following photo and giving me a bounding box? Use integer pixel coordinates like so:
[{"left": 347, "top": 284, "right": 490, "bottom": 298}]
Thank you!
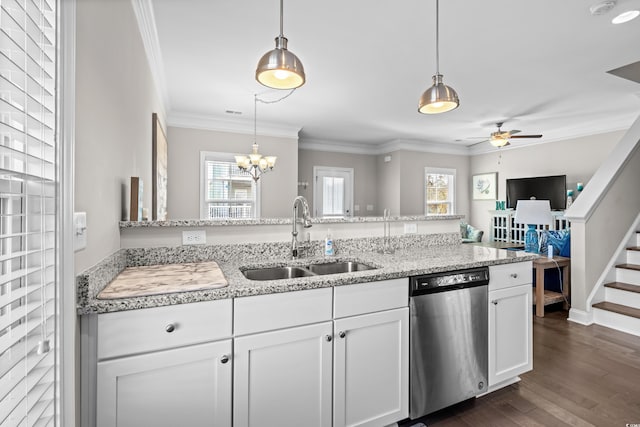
[
  {"left": 182, "top": 230, "right": 206, "bottom": 245},
  {"left": 74, "top": 212, "right": 87, "bottom": 251},
  {"left": 404, "top": 223, "right": 417, "bottom": 234}
]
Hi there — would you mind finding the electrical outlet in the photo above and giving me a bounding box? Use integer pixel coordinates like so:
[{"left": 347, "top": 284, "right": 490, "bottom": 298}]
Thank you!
[
  {"left": 404, "top": 223, "right": 417, "bottom": 234},
  {"left": 182, "top": 230, "right": 206, "bottom": 245}
]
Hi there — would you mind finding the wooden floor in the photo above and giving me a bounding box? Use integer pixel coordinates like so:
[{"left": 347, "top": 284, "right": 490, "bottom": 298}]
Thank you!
[{"left": 403, "top": 308, "right": 640, "bottom": 427}]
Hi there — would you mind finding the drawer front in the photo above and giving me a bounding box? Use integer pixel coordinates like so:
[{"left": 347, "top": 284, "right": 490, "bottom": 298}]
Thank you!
[
  {"left": 489, "top": 261, "right": 532, "bottom": 291},
  {"left": 234, "top": 287, "right": 333, "bottom": 336},
  {"left": 98, "top": 299, "right": 232, "bottom": 360},
  {"left": 334, "top": 278, "right": 408, "bottom": 318}
]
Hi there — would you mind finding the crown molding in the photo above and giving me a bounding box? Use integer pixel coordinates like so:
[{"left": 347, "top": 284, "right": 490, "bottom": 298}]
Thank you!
[
  {"left": 168, "top": 111, "right": 301, "bottom": 139},
  {"left": 131, "top": 0, "right": 170, "bottom": 116},
  {"left": 299, "top": 137, "right": 471, "bottom": 156}
]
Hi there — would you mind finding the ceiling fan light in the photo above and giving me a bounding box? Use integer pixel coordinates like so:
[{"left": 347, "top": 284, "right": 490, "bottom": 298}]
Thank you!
[
  {"left": 418, "top": 74, "right": 459, "bottom": 114},
  {"left": 489, "top": 135, "right": 510, "bottom": 147},
  {"left": 256, "top": 36, "right": 306, "bottom": 89}
]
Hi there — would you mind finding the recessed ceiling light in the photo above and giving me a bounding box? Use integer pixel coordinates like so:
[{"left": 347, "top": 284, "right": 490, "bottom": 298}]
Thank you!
[{"left": 612, "top": 9, "right": 640, "bottom": 23}]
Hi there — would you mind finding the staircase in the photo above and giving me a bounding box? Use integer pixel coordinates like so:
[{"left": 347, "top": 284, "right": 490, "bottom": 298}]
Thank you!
[{"left": 592, "top": 232, "right": 640, "bottom": 337}]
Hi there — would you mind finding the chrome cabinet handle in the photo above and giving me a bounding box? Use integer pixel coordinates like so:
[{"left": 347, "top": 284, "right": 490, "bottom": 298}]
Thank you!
[
  {"left": 491, "top": 300, "right": 498, "bottom": 305},
  {"left": 220, "top": 355, "right": 230, "bottom": 364},
  {"left": 165, "top": 323, "right": 176, "bottom": 333},
  {"left": 339, "top": 331, "right": 346, "bottom": 339},
  {"left": 325, "top": 335, "right": 332, "bottom": 342},
  {"left": 510, "top": 273, "right": 518, "bottom": 278}
]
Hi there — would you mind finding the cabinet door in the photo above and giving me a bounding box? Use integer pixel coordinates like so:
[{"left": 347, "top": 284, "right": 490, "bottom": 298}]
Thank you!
[
  {"left": 234, "top": 322, "right": 333, "bottom": 427},
  {"left": 488, "top": 284, "right": 533, "bottom": 386},
  {"left": 333, "top": 308, "right": 409, "bottom": 427},
  {"left": 96, "top": 339, "right": 232, "bottom": 427}
]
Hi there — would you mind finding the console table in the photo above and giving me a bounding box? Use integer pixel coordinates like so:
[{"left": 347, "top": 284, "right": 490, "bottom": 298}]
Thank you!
[{"left": 532, "top": 256, "right": 570, "bottom": 317}]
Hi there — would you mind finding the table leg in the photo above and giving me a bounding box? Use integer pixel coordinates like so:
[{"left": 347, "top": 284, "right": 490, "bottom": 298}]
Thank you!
[
  {"left": 562, "top": 264, "right": 570, "bottom": 310},
  {"left": 535, "top": 267, "right": 545, "bottom": 317}
]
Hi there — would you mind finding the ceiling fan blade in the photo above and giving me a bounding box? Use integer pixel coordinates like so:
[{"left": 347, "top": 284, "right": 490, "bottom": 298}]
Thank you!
[
  {"left": 510, "top": 134, "right": 542, "bottom": 139},
  {"left": 467, "top": 139, "right": 489, "bottom": 147},
  {"left": 509, "top": 129, "right": 521, "bottom": 135}
]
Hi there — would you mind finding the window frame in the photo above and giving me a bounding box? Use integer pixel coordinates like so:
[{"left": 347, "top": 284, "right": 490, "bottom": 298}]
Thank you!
[
  {"left": 199, "top": 151, "right": 261, "bottom": 220},
  {"left": 424, "top": 167, "right": 456, "bottom": 216}
]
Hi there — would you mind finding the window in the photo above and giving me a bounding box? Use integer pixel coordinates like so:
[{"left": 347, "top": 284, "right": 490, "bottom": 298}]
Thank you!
[
  {"left": 200, "top": 152, "right": 259, "bottom": 219},
  {"left": 312, "top": 166, "right": 354, "bottom": 217},
  {"left": 0, "top": 0, "right": 59, "bottom": 425},
  {"left": 425, "top": 167, "right": 456, "bottom": 215}
]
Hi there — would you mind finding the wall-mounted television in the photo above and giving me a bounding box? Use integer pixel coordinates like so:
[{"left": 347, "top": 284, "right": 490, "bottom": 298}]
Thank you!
[{"left": 506, "top": 175, "right": 567, "bottom": 211}]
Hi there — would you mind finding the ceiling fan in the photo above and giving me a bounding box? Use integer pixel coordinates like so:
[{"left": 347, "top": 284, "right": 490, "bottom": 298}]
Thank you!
[{"left": 470, "top": 122, "right": 543, "bottom": 147}]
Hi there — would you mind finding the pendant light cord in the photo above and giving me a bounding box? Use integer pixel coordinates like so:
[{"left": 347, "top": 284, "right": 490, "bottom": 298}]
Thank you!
[
  {"left": 435, "top": 0, "right": 440, "bottom": 74},
  {"left": 253, "top": 88, "right": 296, "bottom": 143}
]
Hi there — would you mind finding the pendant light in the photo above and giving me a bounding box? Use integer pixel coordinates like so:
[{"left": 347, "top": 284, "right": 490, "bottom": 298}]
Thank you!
[
  {"left": 255, "top": 0, "right": 306, "bottom": 89},
  {"left": 235, "top": 94, "right": 277, "bottom": 181},
  {"left": 418, "top": 0, "right": 459, "bottom": 114}
]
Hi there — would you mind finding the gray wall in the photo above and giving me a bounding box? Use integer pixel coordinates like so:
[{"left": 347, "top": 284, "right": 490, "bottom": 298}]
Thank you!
[
  {"left": 298, "top": 150, "right": 378, "bottom": 216},
  {"left": 377, "top": 153, "right": 401, "bottom": 215},
  {"left": 395, "top": 150, "right": 471, "bottom": 217},
  {"left": 469, "top": 130, "right": 624, "bottom": 238},
  {"left": 298, "top": 149, "right": 471, "bottom": 218},
  {"left": 167, "top": 127, "right": 298, "bottom": 219},
  {"left": 75, "top": 0, "right": 163, "bottom": 274}
]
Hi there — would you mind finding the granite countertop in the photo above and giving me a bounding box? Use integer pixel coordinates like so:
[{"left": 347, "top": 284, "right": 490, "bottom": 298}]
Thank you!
[{"left": 77, "top": 238, "right": 539, "bottom": 315}]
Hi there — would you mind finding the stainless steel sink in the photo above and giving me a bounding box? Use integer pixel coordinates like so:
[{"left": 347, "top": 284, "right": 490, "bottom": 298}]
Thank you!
[
  {"left": 306, "top": 261, "right": 375, "bottom": 275},
  {"left": 241, "top": 261, "right": 377, "bottom": 281},
  {"left": 242, "top": 266, "right": 316, "bottom": 281}
]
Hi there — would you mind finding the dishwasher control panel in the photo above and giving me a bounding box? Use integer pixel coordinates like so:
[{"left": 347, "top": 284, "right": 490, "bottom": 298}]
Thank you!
[{"left": 410, "top": 267, "right": 489, "bottom": 295}]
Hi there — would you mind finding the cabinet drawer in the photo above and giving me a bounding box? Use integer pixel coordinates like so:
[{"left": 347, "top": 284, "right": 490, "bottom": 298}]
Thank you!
[
  {"left": 334, "top": 278, "right": 408, "bottom": 318},
  {"left": 97, "top": 299, "right": 232, "bottom": 360},
  {"left": 489, "top": 262, "right": 532, "bottom": 291},
  {"left": 234, "top": 287, "right": 332, "bottom": 336}
]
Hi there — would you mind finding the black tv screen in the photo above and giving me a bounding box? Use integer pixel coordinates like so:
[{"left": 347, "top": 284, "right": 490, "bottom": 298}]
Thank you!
[{"left": 506, "top": 175, "right": 567, "bottom": 211}]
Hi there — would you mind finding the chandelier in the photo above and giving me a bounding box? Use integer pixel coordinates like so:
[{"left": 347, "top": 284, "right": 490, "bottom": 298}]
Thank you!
[{"left": 235, "top": 94, "right": 277, "bottom": 181}]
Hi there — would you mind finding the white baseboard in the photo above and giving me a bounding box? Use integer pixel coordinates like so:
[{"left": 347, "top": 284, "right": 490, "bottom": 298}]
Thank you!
[{"left": 568, "top": 308, "right": 593, "bottom": 325}]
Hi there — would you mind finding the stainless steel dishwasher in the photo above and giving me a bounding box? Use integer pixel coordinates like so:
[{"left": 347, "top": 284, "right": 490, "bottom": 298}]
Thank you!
[{"left": 409, "top": 267, "right": 489, "bottom": 419}]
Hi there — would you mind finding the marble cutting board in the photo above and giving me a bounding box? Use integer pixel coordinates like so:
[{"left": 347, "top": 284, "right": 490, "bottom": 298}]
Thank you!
[{"left": 97, "top": 261, "right": 228, "bottom": 299}]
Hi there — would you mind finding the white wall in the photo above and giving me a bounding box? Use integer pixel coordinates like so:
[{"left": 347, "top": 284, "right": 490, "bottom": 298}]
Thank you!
[
  {"left": 75, "top": 0, "right": 164, "bottom": 274},
  {"left": 167, "top": 127, "right": 298, "bottom": 219},
  {"left": 469, "top": 131, "right": 624, "bottom": 239},
  {"left": 298, "top": 150, "right": 378, "bottom": 216}
]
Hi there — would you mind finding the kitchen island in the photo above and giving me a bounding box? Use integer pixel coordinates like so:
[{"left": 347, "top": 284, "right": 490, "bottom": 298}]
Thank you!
[{"left": 78, "top": 233, "right": 538, "bottom": 427}]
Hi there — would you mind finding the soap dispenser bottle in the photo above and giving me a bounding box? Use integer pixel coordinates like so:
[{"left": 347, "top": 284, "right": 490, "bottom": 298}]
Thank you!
[{"left": 324, "top": 229, "right": 334, "bottom": 256}]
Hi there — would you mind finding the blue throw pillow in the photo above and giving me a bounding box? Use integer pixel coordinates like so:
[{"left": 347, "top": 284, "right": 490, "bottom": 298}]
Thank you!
[{"left": 539, "top": 229, "right": 570, "bottom": 257}]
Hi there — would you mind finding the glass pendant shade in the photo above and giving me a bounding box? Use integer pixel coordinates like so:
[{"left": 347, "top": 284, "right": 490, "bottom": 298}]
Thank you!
[
  {"left": 489, "top": 135, "right": 510, "bottom": 147},
  {"left": 418, "top": 74, "right": 459, "bottom": 114}
]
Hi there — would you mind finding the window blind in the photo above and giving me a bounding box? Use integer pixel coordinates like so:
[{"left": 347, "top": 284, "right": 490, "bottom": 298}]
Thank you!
[{"left": 0, "top": 0, "right": 58, "bottom": 426}]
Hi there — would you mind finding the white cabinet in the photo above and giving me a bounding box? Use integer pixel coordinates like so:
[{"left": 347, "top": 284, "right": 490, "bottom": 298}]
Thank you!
[
  {"left": 333, "top": 279, "right": 409, "bottom": 427},
  {"left": 233, "top": 322, "right": 334, "bottom": 427},
  {"left": 232, "top": 280, "right": 409, "bottom": 427},
  {"left": 333, "top": 308, "right": 408, "bottom": 427},
  {"left": 233, "top": 287, "right": 334, "bottom": 427},
  {"left": 94, "top": 299, "right": 233, "bottom": 427},
  {"left": 488, "top": 262, "right": 533, "bottom": 387},
  {"left": 97, "top": 339, "right": 232, "bottom": 427}
]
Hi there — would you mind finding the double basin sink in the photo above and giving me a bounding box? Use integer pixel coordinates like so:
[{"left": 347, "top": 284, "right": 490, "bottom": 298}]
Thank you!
[{"left": 242, "top": 261, "right": 376, "bottom": 281}]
